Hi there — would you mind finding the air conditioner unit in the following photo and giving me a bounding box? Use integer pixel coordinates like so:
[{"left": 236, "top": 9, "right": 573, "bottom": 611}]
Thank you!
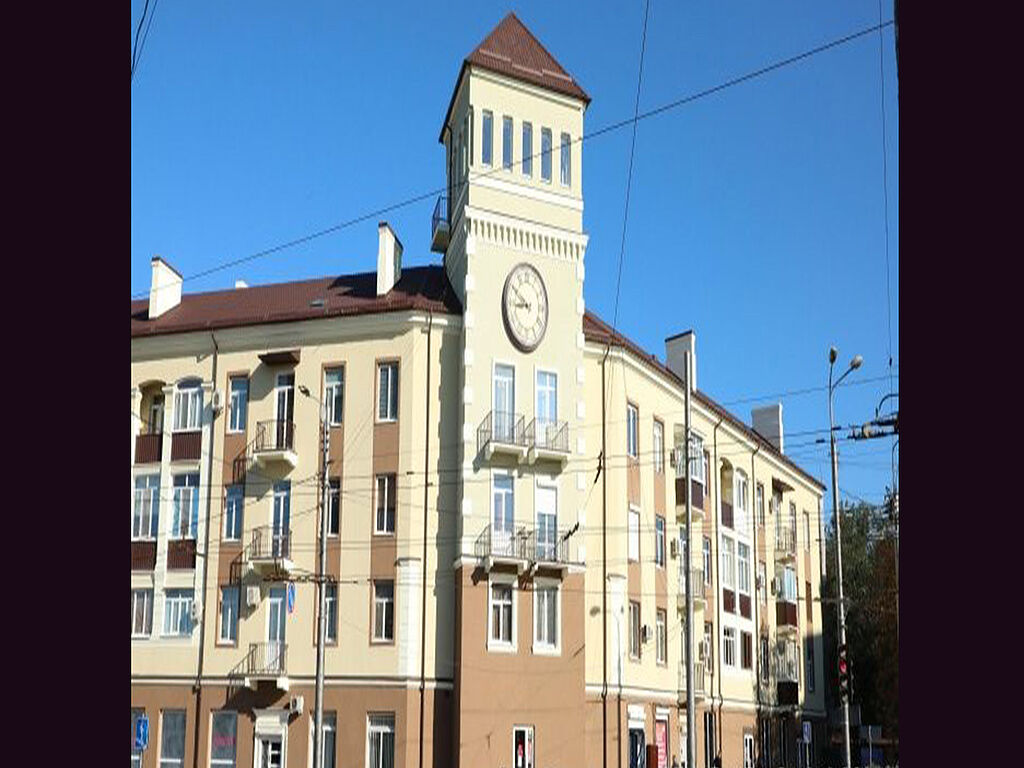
[
  {"left": 211, "top": 389, "right": 225, "bottom": 413},
  {"left": 670, "top": 539, "right": 679, "bottom": 559},
  {"left": 246, "top": 585, "right": 261, "bottom": 608},
  {"left": 288, "top": 695, "right": 304, "bottom": 715}
]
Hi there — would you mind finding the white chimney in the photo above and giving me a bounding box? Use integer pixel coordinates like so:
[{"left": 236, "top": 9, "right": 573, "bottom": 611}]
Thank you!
[
  {"left": 149, "top": 256, "right": 182, "bottom": 319},
  {"left": 665, "top": 330, "right": 696, "bottom": 391},
  {"left": 235, "top": 280, "right": 248, "bottom": 289},
  {"left": 752, "top": 403, "right": 784, "bottom": 453},
  {"left": 377, "top": 222, "right": 403, "bottom": 296}
]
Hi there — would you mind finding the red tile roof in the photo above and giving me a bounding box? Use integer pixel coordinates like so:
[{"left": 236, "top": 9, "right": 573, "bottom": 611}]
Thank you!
[
  {"left": 130, "top": 265, "right": 461, "bottom": 338},
  {"left": 582, "top": 311, "right": 826, "bottom": 491}
]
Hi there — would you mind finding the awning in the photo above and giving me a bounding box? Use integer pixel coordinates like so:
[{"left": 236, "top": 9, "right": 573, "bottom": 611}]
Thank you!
[{"left": 772, "top": 476, "right": 795, "bottom": 494}]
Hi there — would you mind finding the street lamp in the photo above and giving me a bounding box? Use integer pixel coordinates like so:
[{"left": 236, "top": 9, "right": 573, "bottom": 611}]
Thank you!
[
  {"left": 298, "top": 384, "right": 330, "bottom": 768},
  {"left": 828, "top": 348, "right": 860, "bottom": 768}
]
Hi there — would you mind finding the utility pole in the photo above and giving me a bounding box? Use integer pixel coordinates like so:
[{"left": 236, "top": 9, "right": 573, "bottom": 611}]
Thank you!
[
  {"left": 312, "top": 399, "right": 330, "bottom": 768},
  {"left": 683, "top": 351, "right": 695, "bottom": 768}
]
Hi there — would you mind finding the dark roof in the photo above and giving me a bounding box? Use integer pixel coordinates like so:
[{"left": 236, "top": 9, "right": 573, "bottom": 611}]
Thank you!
[
  {"left": 440, "top": 13, "right": 590, "bottom": 141},
  {"left": 131, "top": 265, "right": 461, "bottom": 338},
  {"left": 582, "top": 311, "right": 826, "bottom": 491}
]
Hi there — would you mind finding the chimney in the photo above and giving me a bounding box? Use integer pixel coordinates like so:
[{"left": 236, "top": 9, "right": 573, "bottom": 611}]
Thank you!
[
  {"left": 377, "top": 222, "right": 403, "bottom": 296},
  {"left": 149, "top": 256, "right": 182, "bottom": 319},
  {"left": 235, "top": 280, "right": 248, "bottom": 289},
  {"left": 665, "top": 330, "right": 696, "bottom": 391},
  {"left": 752, "top": 403, "right": 784, "bottom": 453}
]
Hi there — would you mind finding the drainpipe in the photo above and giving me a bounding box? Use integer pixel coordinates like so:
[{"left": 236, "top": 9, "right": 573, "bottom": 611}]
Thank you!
[
  {"left": 750, "top": 444, "right": 762, "bottom": 740},
  {"left": 419, "top": 309, "right": 433, "bottom": 768},
  {"left": 711, "top": 414, "right": 724, "bottom": 758},
  {"left": 192, "top": 331, "right": 218, "bottom": 768},
  {"left": 601, "top": 345, "right": 610, "bottom": 768}
]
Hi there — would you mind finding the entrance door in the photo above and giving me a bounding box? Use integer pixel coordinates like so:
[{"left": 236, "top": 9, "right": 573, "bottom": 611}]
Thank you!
[
  {"left": 629, "top": 728, "right": 646, "bottom": 768},
  {"left": 256, "top": 736, "right": 282, "bottom": 768},
  {"left": 275, "top": 373, "right": 295, "bottom": 448},
  {"left": 655, "top": 719, "right": 668, "bottom": 768},
  {"left": 535, "top": 484, "right": 557, "bottom": 561},
  {"left": 272, "top": 482, "right": 290, "bottom": 557},
  {"left": 266, "top": 586, "right": 286, "bottom": 673},
  {"left": 494, "top": 364, "right": 515, "bottom": 443}
]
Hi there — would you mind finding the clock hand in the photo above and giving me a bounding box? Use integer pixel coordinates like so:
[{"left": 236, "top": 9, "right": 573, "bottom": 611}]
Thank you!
[{"left": 512, "top": 285, "right": 532, "bottom": 310}]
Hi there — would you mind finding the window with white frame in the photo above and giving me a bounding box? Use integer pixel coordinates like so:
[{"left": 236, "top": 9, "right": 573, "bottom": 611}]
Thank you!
[
  {"left": 210, "top": 711, "right": 237, "bottom": 768},
  {"left": 734, "top": 470, "right": 749, "bottom": 534},
  {"left": 228, "top": 377, "right": 248, "bottom": 433},
  {"left": 159, "top": 709, "right": 186, "bottom": 768},
  {"left": 737, "top": 542, "right": 751, "bottom": 595},
  {"left": 778, "top": 566, "right": 797, "bottom": 602},
  {"left": 377, "top": 362, "right": 398, "bottom": 421},
  {"left": 703, "top": 537, "right": 712, "bottom": 586},
  {"left": 689, "top": 433, "right": 705, "bottom": 485},
  {"left": 756, "top": 483, "right": 765, "bottom": 527},
  {"left": 653, "top": 420, "right": 664, "bottom": 474},
  {"left": 723, "top": 626, "right": 736, "bottom": 667},
  {"left": 541, "top": 127, "right": 552, "bottom": 181},
  {"left": 626, "top": 404, "right": 639, "bottom": 458},
  {"left": 502, "top": 115, "right": 513, "bottom": 170},
  {"left": 534, "top": 585, "right": 558, "bottom": 650},
  {"left": 224, "top": 485, "right": 243, "bottom": 541},
  {"left": 654, "top": 515, "right": 665, "bottom": 567},
  {"left": 522, "top": 121, "right": 533, "bottom": 176},
  {"left": 325, "top": 368, "right": 344, "bottom": 426},
  {"left": 721, "top": 537, "right": 736, "bottom": 590},
  {"left": 656, "top": 608, "right": 667, "bottom": 664},
  {"left": 322, "top": 711, "right": 337, "bottom": 768},
  {"left": 131, "top": 589, "right": 153, "bottom": 637},
  {"left": 375, "top": 474, "right": 396, "bottom": 534},
  {"left": 133, "top": 475, "right": 160, "bottom": 540},
  {"left": 149, "top": 395, "right": 164, "bottom": 434},
  {"left": 628, "top": 507, "right": 640, "bottom": 562},
  {"left": 481, "top": 110, "right": 494, "bottom": 166},
  {"left": 629, "top": 601, "right": 641, "bottom": 659},
  {"left": 560, "top": 132, "right": 571, "bottom": 186},
  {"left": 131, "top": 709, "right": 145, "bottom": 767},
  {"left": 373, "top": 580, "right": 394, "bottom": 642},
  {"left": 325, "top": 582, "right": 338, "bottom": 643},
  {"left": 171, "top": 473, "right": 199, "bottom": 539},
  {"left": 163, "top": 589, "right": 193, "bottom": 636},
  {"left": 327, "top": 479, "right": 340, "bottom": 536},
  {"left": 219, "top": 586, "right": 238, "bottom": 643},
  {"left": 490, "top": 582, "right": 514, "bottom": 646},
  {"left": 703, "top": 622, "right": 713, "bottom": 668},
  {"left": 172, "top": 380, "right": 202, "bottom": 431},
  {"left": 804, "top": 511, "right": 811, "bottom": 550},
  {"left": 758, "top": 561, "right": 767, "bottom": 606},
  {"left": 536, "top": 370, "right": 557, "bottom": 427},
  {"left": 367, "top": 714, "right": 395, "bottom": 768}
]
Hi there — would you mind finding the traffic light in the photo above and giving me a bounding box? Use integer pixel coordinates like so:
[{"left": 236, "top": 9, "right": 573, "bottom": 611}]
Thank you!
[{"left": 838, "top": 644, "right": 850, "bottom": 701}]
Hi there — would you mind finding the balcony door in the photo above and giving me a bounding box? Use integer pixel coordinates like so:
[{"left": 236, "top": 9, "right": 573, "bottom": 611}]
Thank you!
[
  {"left": 494, "top": 364, "right": 515, "bottom": 443},
  {"left": 493, "top": 474, "right": 514, "bottom": 557},
  {"left": 536, "top": 371, "right": 557, "bottom": 445},
  {"left": 535, "top": 483, "right": 557, "bottom": 561},
  {"left": 275, "top": 373, "right": 295, "bottom": 448},
  {"left": 266, "top": 586, "right": 286, "bottom": 673},
  {"left": 272, "top": 482, "right": 290, "bottom": 557}
]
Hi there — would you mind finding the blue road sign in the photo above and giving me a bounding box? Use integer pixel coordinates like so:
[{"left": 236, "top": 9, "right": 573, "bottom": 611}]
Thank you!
[
  {"left": 135, "top": 714, "right": 149, "bottom": 751},
  {"left": 287, "top": 582, "right": 295, "bottom": 614}
]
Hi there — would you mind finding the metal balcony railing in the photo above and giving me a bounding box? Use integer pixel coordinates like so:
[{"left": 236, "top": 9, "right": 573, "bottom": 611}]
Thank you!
[
  {"left": 254, "top": 420, "right": 296, "bottom": 454},
  {"left": 432, "top": 196, "right": 448, "bottom": 236},
  {"left": 475, "top": 524, "right": 527, "bottom": 560},
  {"left": 679, "top": 660, "right": 707, "bottom": 696},
  {"left": 526, "top": 418, "right": 570, "bottom": 454},
  {"left": 477, "top": 411, "right": 528, "bottom": 455},
  {"left": 774, "top": 639, "right": 800, "bottom": 683},
  {"left": 475, "top": 524, "right": 579, "bottom": 565},
  {"left": 775, "top": 524, "right": 797, "bottom": 558},
  {"left": 679, "top": 567, "right": 708, "bottom": 601},
  {"left": 250, "top": 526, "right": 292, "bottom": 561},
  {"left": 247, "top": 641, "right": 287, "bottom": 676}
]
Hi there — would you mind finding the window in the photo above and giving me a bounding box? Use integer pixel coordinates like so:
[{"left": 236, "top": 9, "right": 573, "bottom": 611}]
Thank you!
[
  {"left": 703, "top": 622, "right": 714, "bottom": 669},
  {"left": 723, "top": 627, "right": 736, "bottom": 667},
  {"left": 804, "top": 511, "right": 811, "bottom": 550},
  {"left": 502, "top": 115, "right": 513, "bottom": 170},
  {"left": 325, "top": 368, "right": 344, "bottom": 426},
  {"left": 210, "top": 711, "right": 237, "bottom": 768},
  {"left": 492, "top": 473, "right": 515, "bottom": 556},
  {"left": 373, "top": 581, "right": 394, "bottom": 642},
  {"left": 224, "top": 485, "right": 243, "bottom": 541},
  {"left": 163, "top": 589, "right": 193, "bottom": 636},
  {"left": 131, "top": 589, "right": 153, "bottom": 637},
  {"left": 721, "top": 537, "right": 735, "bottom": 591},
  {"left": 534, "top": 585, "right": 558, "bottom": 650},
  {"left": 688, "top": 433, "right": 705, "bottom": 485},
  {"left": 790, "top": 501, "right": 798, "bottom": 540},
  {"left": 779, "top": 567, "right": 797, "bottom": 602},
  {"left": 756, "top": 483, "right": 765, "bottom": 527},
  {"left": 541, "top": 127, "right": 552, "bottom": 181},
  {"left": 482, "top": 110, "right": 493, "bottom": 165},
  {"left": 219, "top": 586, "right": 238, "bottom": 643},
  {"left": 173, "top": 380, "right": 202, "bottom": 431},
  {"left": 654, "top": 515, "right": 665, "bottom": 568},
  {"left": 159, "top": 710, "right": 186, "bottom": 768},
  {"left": 325, "top": 583, "right": 338, "bottom": 643},
  {"left": 735, "top": 470, "right": 749, "bottom": 534},
  {"left": 737, "top": 542, "right": 751, "bottom": 595},
  {"left": 133, "top": 475, "right": 160, "bottom": 540},
  {"left": 806, "top": 640, "right": 815, "bottom": 691},
  {"left": 322, "top": 712, "right": 337, "bottom": 768},
  {"left": 806, "top": 581, "right": 813, "bottom": 623},
  {"left": 626, "top": 403, "right": 638, "bottom": 458},
  {"left": 741, "top": 631, "right": 753, "bottom": 670},
  {"left": 653, "top": 420, "right": 664, "bottom": 474},
  {"left": 131, "top": 709, "right": 145, "bottom": 767},
  {"left": 228, "top": 377, "right": 248, "bottom": 433},
  {"left": 703, "top": 537, "right": 712, "bottom": 586},
  {"left": 758, "top": 561, "right": 767, "bottom": 606},
  {"left": 171, "top": 473, "right": 199, "bottom": 539},
  {"left": 656, "top": 609, "right": 667, "bottom": 665},
  {"left": 513, "top": 727, "right": 535, "bottom": 768},
  {"left": 375, "top": 474, "right": 396, "bottom": 534},
  {"left": 559, "top": 132, "right": 571, "bottom": 186},
  {"left": 629, "top": 601, "right": 641, "bottom": 659},
  {"left": 703, "top": 712, "right": 716, "bottom": 768},
  {"left": 628, "top": 507, "right": 640, "bottom": 562},
  {"left": 760, "top": 635, "right": 770, "bottom": 682},
  {"left": 536, "top": 370, "right": 557, "bottom": 426},
  {"left": 327, "top": 479, "right": 340, "bottom": 536},
  {"left": 149, "top": 395, "right": 164, "bottom": 434},
  {"left": 522, "top": 121, "right": 533, "bottom": 176},
  {"left": 377, "top": 362, "right": 399, "bottom": 421},
  {"left": 490, "top": 582, "right": 514, "bottom": 646},
  {"left": 367, "top": 714, "right": 395, "bottom": 768}
]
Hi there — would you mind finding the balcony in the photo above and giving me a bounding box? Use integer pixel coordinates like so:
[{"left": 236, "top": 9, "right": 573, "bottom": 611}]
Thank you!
[
  {"left": 134, "top": 433, "right": 162, "bottom": 464},
  {"left": 673, "top": 473, "right": 705, "bottom": 522},
  {"left": 526, "top": 418, "right": 570, "bottom": 466},
  {"left": 474, "top": 524, "right": 579, "bottom": 574},
  {"left": 775, "top": 526, "right": 797, "bottom": 562},
  {"left": 678, "top": 660, "right": 707, "bottom": 702},
  {"left": 477, "top": 411, "right": 529, "bottom": 461},
  {"left": 245, "top": 526, "right": 295, "bottom": 576},
  {"left": 677, "top": 567, "right": 707, "bottom": 611},
  {"left": 475, "top": 524, "right": 528, "bottom": 572},
  {"left": 167, "top": 538, "right": 197, "bottom": 570},
  {"left": 253, "top": 420, "right": 297, "bottom": 469},
  {"left": 170, "top": 431, "right": 201, "bottom": 462},
  {"left": 774, "top": 639, "right": 800, "bottom": 706},
  {"left": 430, "top": 195, "right": 449, "bottom": 253},
  {"left": 721, "top": 500, "right": 734, "bottom": 530},
  {"left": 775, "top": 599, "right": 799, "bottom": 634},
  {"left": 243, "top": 641, "right": 289, "bottom": 691},
  {"left": 131, "top": 540, "right": 156, "bottom": 571}
]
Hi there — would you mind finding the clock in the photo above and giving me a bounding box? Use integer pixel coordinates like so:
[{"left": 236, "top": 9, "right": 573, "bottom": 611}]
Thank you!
[{"left": 502, "top": 262, "right": 549, "bottom": 352}]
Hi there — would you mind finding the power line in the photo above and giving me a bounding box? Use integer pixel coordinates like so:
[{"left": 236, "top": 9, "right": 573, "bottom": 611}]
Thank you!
[
  {"left": 130, "top": 0, "right": 160, "bottom": 84},
  {"left": 876, "top": 0, "right": 895, "bottom": 397}
]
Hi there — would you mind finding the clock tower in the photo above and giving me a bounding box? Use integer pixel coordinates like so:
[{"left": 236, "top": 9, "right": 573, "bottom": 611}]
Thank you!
[{"left": 434, "top": 13, "right": 592, "bottom": 768}]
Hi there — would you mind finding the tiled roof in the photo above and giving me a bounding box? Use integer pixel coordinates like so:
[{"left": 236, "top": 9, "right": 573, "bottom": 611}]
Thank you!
[
  {"left": 130, "top": 265, "right": 461, "bottom": 338},
  {"left": 465, "top": 13, "right": 590, "bottom": 104},
  {"left": 582, "top": 311, "right": 826, "bottom": 491}
]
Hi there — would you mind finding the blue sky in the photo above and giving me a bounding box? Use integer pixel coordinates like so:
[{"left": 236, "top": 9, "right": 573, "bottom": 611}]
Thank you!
[{"left": 131, "top": 1, "right": 899, "bottom": 513}]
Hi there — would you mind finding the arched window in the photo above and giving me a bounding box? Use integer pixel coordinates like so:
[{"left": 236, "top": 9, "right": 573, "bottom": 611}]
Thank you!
[{"left": 173, "top": 378, "right": 203, "bottom": 432}]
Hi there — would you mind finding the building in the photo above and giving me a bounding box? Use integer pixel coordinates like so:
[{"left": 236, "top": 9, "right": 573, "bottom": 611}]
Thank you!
[{"left": 131, "top": 13, "right": 826, "bottom": 768}]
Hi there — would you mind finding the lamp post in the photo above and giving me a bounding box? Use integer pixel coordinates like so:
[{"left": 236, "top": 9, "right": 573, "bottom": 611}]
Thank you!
[
  {"left": 299, "top": 384, "right": 329, "bottom": 768},
  {"left": 828, "top": 347, "right": 861, "bottom": 768}
]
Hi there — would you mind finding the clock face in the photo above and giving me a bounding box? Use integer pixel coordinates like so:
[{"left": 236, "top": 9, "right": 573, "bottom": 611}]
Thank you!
[{"left": 502, "top": 263, "right": 549, "bottom": 352}]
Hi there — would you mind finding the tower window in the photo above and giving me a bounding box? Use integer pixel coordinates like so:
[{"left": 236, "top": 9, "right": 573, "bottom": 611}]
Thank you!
[
  {"left": 482, "top": 110, "right": 493, "bottom": 166},
  {"left": 560, "top": 132, "right": 571, "bottom": 186},
  {"left": 541, "top": 128, "right": 552, "bottom": 182},
  {"left": 522, "top": 122, "right": 533, "bottom": 176},
  {"left": 502, "top": 116, "right": 513, "bottom": 170}
]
